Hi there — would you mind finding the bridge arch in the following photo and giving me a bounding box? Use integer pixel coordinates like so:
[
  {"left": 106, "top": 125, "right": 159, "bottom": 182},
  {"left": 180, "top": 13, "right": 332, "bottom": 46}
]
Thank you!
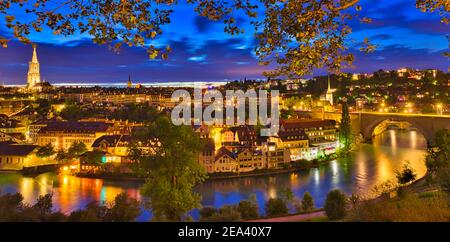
[
  {"left": 301, "top": 111, "right": 450, "bottom": 145},
  {"left": 360, "top": 116, "right": 435, "bottom": 143}
]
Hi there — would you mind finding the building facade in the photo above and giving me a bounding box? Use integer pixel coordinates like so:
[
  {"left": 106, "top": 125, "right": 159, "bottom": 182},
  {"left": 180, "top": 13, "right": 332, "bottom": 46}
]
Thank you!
[{"left": 37, "top": 121, "right": 112, "bottom": 151}]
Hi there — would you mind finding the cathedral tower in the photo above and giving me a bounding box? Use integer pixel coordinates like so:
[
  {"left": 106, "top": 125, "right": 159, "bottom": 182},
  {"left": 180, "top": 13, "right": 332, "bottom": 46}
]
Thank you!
[
  {"left": 325, "top": 75, "right": 333, "bottom": 106},
  {"left": 27, "top": 44, "right": 41, "bottom": 88}
]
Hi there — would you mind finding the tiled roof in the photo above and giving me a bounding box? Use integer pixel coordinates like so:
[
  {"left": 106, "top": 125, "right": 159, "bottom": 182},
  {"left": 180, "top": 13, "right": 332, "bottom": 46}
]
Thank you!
[
  {"left": 0, "top": 143, "right": 37, "bottom": 156},
  {"left": 92, "top": 134, "right": 132, "bottom": 148},
  {"left": 215, "top": 147, "right": 236, "bottom": 160},
  {"left": 202, "top": 138, "right": 215, "bottom": 152},
  {"left": 39, "top": 121, "right": 111, "bottom": 134},
  {"left": 280, "top": 119, "right": 336, "bottom": 129},
  {"left": 230, "top": 126, "right": 257, "bottom": 143}
]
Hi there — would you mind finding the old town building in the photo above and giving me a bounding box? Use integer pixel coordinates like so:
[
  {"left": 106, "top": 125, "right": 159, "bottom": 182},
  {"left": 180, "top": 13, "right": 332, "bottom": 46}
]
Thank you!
[{"left": 37, "top": 121, "right": 112, "bottom": 151}]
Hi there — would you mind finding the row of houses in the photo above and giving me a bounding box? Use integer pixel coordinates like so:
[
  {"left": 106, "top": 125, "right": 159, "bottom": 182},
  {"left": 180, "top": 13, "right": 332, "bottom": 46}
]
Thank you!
[
  {"left": 76, "top": 118, "right": 337, "bottom": 174},
  {"left": 0, "top": 117, "right": 338, "bottom": 173},
  {"left": 196, "top": 118, "right": 338, "bottom": 174},
  {"left": 198, "top": 140, "right": 290, "bottom": 174},
  {"left": 37, "top": 91, "right": 176, "bottom": 110}
]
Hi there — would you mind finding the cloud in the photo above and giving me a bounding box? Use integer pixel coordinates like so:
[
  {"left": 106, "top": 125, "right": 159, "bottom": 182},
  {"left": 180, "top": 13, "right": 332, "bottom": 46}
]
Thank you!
[
  {"left": 194, "top": 16, "right": 215, "bottom": 33},
  {"left": 371, "top": 34, "right": 391, "bottom": 40},
  {"left": 188, "top": 55, "right": 207, "bottom": 62},
  {"left": 0, "top": 0, "right": 447, "bottom": 84},
  {"left": 348, "top": 45, "right": 449, "bottom": 73},
  {"left": 0, "top": 37, "right": 272, "bottom": 84}
]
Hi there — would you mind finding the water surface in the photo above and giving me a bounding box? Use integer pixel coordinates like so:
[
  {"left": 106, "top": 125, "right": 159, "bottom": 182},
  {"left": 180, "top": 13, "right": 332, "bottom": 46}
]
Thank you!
[{"left": 0, "top": 130, "right": 427, "bottom": 220}]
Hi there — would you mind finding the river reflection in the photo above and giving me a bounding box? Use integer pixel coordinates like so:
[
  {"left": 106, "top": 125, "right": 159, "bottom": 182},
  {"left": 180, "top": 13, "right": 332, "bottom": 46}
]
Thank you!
[{"left": 0, "top": 130, "right": 427, "bottom": 220}]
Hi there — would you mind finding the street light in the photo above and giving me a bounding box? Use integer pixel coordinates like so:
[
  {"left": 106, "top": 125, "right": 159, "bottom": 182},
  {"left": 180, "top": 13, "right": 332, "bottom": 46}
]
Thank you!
[
  {"left": 357, "top": 100, "right": 363, "bottom": 112},
  {"left": 436, "top": 103, "right": 443, "bottom": 115}
]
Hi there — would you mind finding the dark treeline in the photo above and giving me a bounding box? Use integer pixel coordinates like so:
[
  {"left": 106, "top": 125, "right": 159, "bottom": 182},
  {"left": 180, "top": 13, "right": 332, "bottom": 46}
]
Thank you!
[{"left": 0, "top": 192, "right": 140, "bottom": 222}]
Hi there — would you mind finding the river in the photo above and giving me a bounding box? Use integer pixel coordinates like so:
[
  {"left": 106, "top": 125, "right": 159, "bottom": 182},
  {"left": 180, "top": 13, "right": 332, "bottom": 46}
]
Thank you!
[{"left": 0, "top": 129, "right": 427, "bottom": 221}]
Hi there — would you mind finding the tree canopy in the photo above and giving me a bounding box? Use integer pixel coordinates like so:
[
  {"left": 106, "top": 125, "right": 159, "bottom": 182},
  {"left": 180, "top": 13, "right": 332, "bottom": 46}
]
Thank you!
[
  {"left": 36, "top": 143, "right": 55, "bottom": 158},
  {"left": 129, "top": 115, "right": 206, "bottom": 221},
  {"left": 1, "top": 1, "right": 447, "bottom": 76},
  {"left": 426, "top": 129, "right": 450, "bottom": 188}
]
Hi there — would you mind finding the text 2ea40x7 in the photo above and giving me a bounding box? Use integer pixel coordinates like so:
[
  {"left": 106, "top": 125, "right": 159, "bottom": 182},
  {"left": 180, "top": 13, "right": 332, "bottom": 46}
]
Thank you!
[{"left": 222, "top": 226, "right": 271, "bottom": 237}]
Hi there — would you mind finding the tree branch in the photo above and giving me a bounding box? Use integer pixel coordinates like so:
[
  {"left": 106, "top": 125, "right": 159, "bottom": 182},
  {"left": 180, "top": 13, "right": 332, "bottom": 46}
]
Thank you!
[{"left": 332, "top": 0, "right": 359, "bottom": 11}]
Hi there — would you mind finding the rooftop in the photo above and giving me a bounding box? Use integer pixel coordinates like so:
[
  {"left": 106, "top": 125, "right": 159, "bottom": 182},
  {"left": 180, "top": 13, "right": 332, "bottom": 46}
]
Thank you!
[
  {"left": 280, "top": 119, "right": 337, "bottom": 129},
  {"left": 38, "top": 121, "right": 111, "bottom": 134},
  {"left": 0, "top": 142, "right": 37, "bottom": 156}
]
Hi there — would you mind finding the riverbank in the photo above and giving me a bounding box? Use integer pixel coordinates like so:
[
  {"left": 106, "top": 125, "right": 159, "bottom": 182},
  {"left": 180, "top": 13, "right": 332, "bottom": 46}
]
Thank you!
[
  {"left": 75, "top": 154, "right": 339, "bottom": 181},
  {"left": 247, "top": 210, "right": 326, "bottom": 222},
  {"left": 245, "top": 174, "right": 434, "bottom": 223}
]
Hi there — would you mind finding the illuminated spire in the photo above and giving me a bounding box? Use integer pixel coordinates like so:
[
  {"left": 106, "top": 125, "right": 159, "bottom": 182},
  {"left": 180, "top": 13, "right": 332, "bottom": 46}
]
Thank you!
[
  {"left": 27, "top": 44, "right": 41, "bottom": 89},
  {"left": 326, "top": 74, "right": 333, "bottom": 106},
  {"left": 127, "top": 74, "right": 132, "bottom": 88},
  {"left": 32, "top": 44, "right": 38, "bottom": 63},
  {"left": 327, "top": 74, "right": 331, "bottom": 92}
]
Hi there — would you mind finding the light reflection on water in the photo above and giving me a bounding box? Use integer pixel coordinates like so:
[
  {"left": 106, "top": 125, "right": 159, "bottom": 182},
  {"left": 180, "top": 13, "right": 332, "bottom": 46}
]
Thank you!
[{"left": 0, "top": 130, "right": 427, "bottom": 221}]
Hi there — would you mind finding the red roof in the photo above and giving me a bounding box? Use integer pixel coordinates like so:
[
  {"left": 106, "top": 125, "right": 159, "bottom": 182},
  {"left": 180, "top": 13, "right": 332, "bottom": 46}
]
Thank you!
[
  {"left": 280, "top": 119, "right": 336, "bottom": 130},
  {"left": 39, "top": 121, "right": 111, "bottom": 134}
]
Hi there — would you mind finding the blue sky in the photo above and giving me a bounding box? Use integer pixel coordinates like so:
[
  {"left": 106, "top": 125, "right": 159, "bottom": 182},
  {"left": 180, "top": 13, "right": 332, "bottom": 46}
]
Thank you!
[{"left": 0, "top": 0, "right": 448, "bottom": 84}]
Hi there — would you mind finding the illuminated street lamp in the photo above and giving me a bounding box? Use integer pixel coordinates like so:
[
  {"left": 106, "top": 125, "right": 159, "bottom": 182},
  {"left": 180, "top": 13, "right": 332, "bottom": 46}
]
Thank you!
[
  {"left": 436, "top": 103, "right": 443, "bottom": 115},
  {"left": 357, "top": 100, "right": 363, "bottom": 112}
]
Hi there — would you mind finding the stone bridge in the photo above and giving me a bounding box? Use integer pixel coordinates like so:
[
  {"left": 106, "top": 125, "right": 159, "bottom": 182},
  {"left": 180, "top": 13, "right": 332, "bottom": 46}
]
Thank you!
[{"left": 304, "top": 111, "right": 450, "bottom": 144}]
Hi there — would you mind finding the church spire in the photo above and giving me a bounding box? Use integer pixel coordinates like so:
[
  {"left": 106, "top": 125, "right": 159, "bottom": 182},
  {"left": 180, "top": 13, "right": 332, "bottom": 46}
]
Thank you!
[
  {"left": 32, "top": 44, "right": 38, "bottom": 63},
  {"left": 325, "top": 74, "right": 333, "bottom": 106},
  {"left": 127, "top": 74, "right": 132, "bottom": 88},
  {"left": 27, "top": 44, "right": 41, "bottom": 90},
  {"left": 327, "top": 74, "right": 331, "bottom": 92}
]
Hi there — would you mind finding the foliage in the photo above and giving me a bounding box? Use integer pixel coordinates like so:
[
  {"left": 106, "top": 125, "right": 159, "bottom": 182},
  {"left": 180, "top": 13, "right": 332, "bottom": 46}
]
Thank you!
[
  {"left": 31, "top": 98, "right": 52, "bottom": 118},
  {"left": 55, "top": 151, "right": 69, "bottom": 163},
  {"left": 278, "top": 188, "right": 295, "bottom": 202},
  {"left": 347, "top": 191, "right": 450, "bottom": 222},
  {"left": 54, "top": 141, "right": 88, "bottom": 164},
  {"left": 0, "top": 193, "right": 25, "bottom": 221},
  {"left": 280, "top": 108, "right": 297, "bottom": 120},
  {"left": 200, "top": 205, "right": 242, "bottom": 222},
  {"left": 131, "top": 116, "right": 206, "bottom": 221},
  {"left": 416, "top": 0, "right": 449, "bottom": 24},
  {"left": 33, "top": 194, "right": 53, "bottom": 216},
  {"left": 214, "top": 205, "right": 242, "bottom": 222},
  {"left": 68, "top": 202, "right": 108, "bottom": 222},
  {"left": 0, "top": 0, "right": 372, "bottom": 77},
  {"left": 84, "top": 150, "right": 105, "bottom": 166},
  {"left": 59, "top": 101, "right": 84, "bottom": 121},
  {"left": 395, "top": 162, "right": 417, "bottom": 185},
  {"left": 415, "top": 0, "right": 448, "bottom": 58},
  {"left": 301, "top": 192, "right": 315, "bottom": 213},
  {"left": 283, "top": 96, "right": 314, "bottom": 111},
  {"left": 109, "top": 103, "right": 159, "bottom": 123},
  {"left": 265, "top": 198, "right": 288, "bottom": 217},
  {"left": 199, "top": 206, "right": 218, "bottom": 221},
  {"left": 67, "top": 141, "right": 87, "bottom": 158},
  {"left": 200, "top": 196, "right": 259, "bottom": 221},
  {"left": 36, "top": 143, "right": 55, "bottom": 158},
  {"left": 338, "top": 99, "right": 352, "bottom": 152},
  {"left": 0, "top": 193, "right": 66, "bottom": 222},
  {"left": 68, "top": 192, "right": 140, "bottom": 222},
  {"left": 324, "top": 189, "right": 347, "bottom": 220},
  {"left": 1, "top": 1, "right": 446, "bottom": 75},
  {"left": 104, "top": 192, "right": 141, "bottom": 222},
  {"left": 236, "top": 197, "right": 259, "bottom": 220},
  {"left": 425, "top": 129, "right": 450, "bottom": 189}
]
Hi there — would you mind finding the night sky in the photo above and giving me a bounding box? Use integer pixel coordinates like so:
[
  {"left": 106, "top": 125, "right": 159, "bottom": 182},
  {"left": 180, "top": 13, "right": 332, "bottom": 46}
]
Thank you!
[{"left": 0, "top": 0, "right": 448, "bottom": 85}]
